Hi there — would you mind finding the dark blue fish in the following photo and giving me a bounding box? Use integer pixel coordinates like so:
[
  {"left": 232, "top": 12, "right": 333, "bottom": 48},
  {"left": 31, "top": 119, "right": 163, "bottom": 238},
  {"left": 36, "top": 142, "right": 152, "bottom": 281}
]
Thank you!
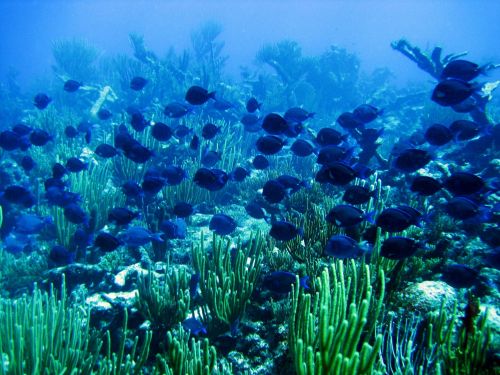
[
  {"left": 123, "top": 143, "right": 154, "bottom": 164},
  {"left": 159, "top": 218, "right": 187, "bottom": 239},
  {"left": 284, "top": 107, "right": 314, "bottom": 123},
  {"left": 142, "top": 173, "right": 167, "bottom": 196},
  {"left": 212, "top": 97, "right": 233, "bottom": 111},
  {"left": 449, "top": 120, "right": 483, "bottom": 141},
  {"left": 185, "top": 85, "right": 215, "bottom": 105},
  {"left": 201, "top": 150, "right": 221, "bottom": 167},
  {"left": 108, "top": 207, "right": 140, "bottom": 226},
  {"left": 316, "top": 145, "right": 353, "bottom": 165},
  {"left": 393, "top": 205, "right": 423, "bottom": 223},
  {"left": 130, "top": 111, "right": 149, "bottom": 132},
  {"left": 431, "top": 79, "right": 475, "bottom": 106},
  {"left": 256, "top": 135, "right": 285, "bottom": 155},
  {"left": 29, "top": 129, "right": 52, "bottom": 146},
  {"left": 241, "top": 114, "right": 261, "bottom": 132},
  {"left": 1, "top": 185, "right": 35, "bottom": 207},
  {"left": 182, "top": 317, "right": 207, "bottom": 335},
  {"left": 77, "top": 120, "right": 93, "bottom": 133},
  {"left": 444, "top": 172, "right": 485, "bottom": 196},
  {"left": 315, "top": 162, "right": 366, "bottom": 186},
  {"left": 95, "top": 144, "right": 119, "bottom": 158},
  {"left": 451, "top": 96, "right": 478, "bottom": 113},
  {"left": 193, "top": 168, "right": 228, "bottom": 191},
  {"left": 246, "top": 97, "right": 261, "bottom": 113},
  {"left": 325, "top": 204, "right": 374, "bottom": 227},
  {"left": 3, "top": 233, "right": 33, "bottom": 254},
  {"left": 393, "top": 148, "right": 432, "bottom": 173},
  {"left": 174, "top": 125, "right": 192, "bottom": 138},
  {"left": 64, "top": 203, "right": 89, "bottom": 225},
  {"left": 72, "top": 228, "right": 93, "bottom": 248},
  {"left": 162, "top": 166, "right": 188, "bottom": 186},
  {"left": 342, "top": 185, "right": 376, "bottom": 205},
  {"left": 324, "top": 235, "right": 367, "bottom": 258},
  {"left": 263, "top": 271, "right": 309, "bottom": 294},
  {"left": 164, "top": 102, "right": 190, "bottom": 118},
  {"left": 209, "top": 213, "right": 237, "bottom": 235},
  {"left": 114, "top": 124, "right": 136, "bottom": 149},
  {"left": 262, "top": 113, "right": 289, "bottom": 135},
  {"left": 14, "top": 214, "right": 52, "bottom": 234},
  {"left": 52, "top": 163, "right": 67, "bottom": 179},
  {"left": 190, "top": 134, "right": 200, "bottom": 150},
  {"left": 482, "top": 247, "right": 500, "bottom": 270},
  {"left": 45, "top": 187, "right": 81, "bottom": 207},
  {"left": 49, "top": 245, "right": 75, "bottom": 266},
  {"left": 276, "top": 175, "right": 308, "bottom": 194},
  {"left": 229, "top": 167, "right": 249, "bottom": 182},
  {"left": 63, "top": 79, "right": 82, "bottom": 92},
  {"left": 94, "top": 232, "right": 122, "bottom": 252},
  {"left": 262, "top": 180, "right": 287, "bottom": 204},
  {"left": 173, "top": 202, "right": 195, "bottom": 218},
  {"left": 245, "top": 201, "right": 268, "bottom": 220},
  {"left": 66, "top": 157, "right": 88, "bottom": 173},
  {"left": 84, "top": 129, "right": 91, "bottom": 144},
  {"left": 44, "top": 177, "right": 66, "bottom": 191},
  {"left": 337, "top": 112, "right": 364, "bottom": 129},
  {"left": 118, "top": 226, "right": 163, "bottom": 247},
  {"left": 424, "top": 124, "right": 452, "bottom": 146},
  {"left": 376, "top": 207, "right": 421, "bottom": 233},
  {"left": 122, "top": 180, "right": 144, "bottom": 199},
  {"left": 189, "top": 273, "right": 200, "bottom": 298},
  {"left": 20, "top": 156, "right": 36, "bottom": 172},
  {"left": 284, "top": 122, "right": 304, "bottom": 138},
  {"left": 130, "top": 76, "right": 148, "bottom": 91},
  {"left": 12, "top": 123, "right": 32, "bottom": 136},
  {"left": 358, "top": 127, "right": 384, "bottom": 145},
  {"left": 0, "top": 130, "right": 21, "bottom": 150},
  {"left": 269, "top": 221, "right": 302, "bottom": 241},
  {"left": 444, "top": 197, "right": 488, "bottom": 221},
  {"left": 34, "top": 93, "right": 51, "bottom": 109},
  {"left": 353, "top": 104, "right": 382, "bottom": 123},
  {"left": 97, "top": 108, "right": 112, "bottom": 120},
  {"left": 441, "top": 60, "right": 484, "bottom": 81},
  {"left": 202, "top": 123, "right": 220, "bottom": 139},
  {"left": 64, "top": 125, "right": 79, "bottom": 139},
  {"left": 380, "top": 236, "right": 419, "bottom": 259},
  {"left": 252, "top": 155, "right": 269, "bottom": 170},
  {"left": 441, "top": 264, "right": 480, "bottom": 288},
  {"left": 151, "top": 122, "right": 173, "bottom": 141},
  {"left": 316, "top": 128, "right": 347, "bottom": 147},
  {"left": 410, "top": 176, "right": 442, "bottom": 196},
  {"left": 290, "top": 139, "right": 315, "bottom": 157}
]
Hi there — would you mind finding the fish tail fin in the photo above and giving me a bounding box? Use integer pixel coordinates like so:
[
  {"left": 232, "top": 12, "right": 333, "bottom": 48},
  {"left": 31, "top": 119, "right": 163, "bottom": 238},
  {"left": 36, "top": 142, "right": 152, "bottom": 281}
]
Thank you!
[
  {"left": 152, "top": 232, "right": 164, "bottom": 243},
  {"left": 298, "top": 227, "right": 305, "bottom": 238},
  {"left": 299, "top": 276, "right": 310, "bottom": 290},
  {"left": 364, "top": 211, "right": 376, "bottom": 224},
  {"left": 354, "top": 163, "right": 373, "bottom": 179}
]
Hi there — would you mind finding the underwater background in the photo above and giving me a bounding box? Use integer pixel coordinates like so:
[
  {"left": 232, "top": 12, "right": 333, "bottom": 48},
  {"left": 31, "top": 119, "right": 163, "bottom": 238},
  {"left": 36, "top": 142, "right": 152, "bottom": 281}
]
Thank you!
[{"left": 0, "top": 0, "right": 499, "bottom": 373}]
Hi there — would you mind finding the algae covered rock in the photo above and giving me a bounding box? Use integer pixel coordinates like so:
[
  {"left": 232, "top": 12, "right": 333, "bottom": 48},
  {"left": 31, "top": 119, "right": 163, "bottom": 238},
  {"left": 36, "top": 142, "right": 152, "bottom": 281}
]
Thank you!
[{"left": 396, "top": 280, "right": 457, "bottom": 314}]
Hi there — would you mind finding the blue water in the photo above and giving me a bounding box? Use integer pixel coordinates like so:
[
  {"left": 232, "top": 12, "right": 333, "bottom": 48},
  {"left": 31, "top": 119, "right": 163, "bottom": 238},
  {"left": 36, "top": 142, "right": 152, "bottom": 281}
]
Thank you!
[{"left": 0, "top": 1, "right": 498, "bottom": 374}]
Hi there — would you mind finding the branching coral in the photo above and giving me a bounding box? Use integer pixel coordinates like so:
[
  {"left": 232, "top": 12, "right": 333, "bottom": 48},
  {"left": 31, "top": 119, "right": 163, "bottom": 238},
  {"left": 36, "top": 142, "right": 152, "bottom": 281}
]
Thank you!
[
  {"left": 192, "top": 232, "right": 264, "bottom": 329},
  {"left": 135, "top": 267, "right": 191, "bottom": 330},
  {"left": 289, "top": 260, "right": 385, "bottom": 374},
  {"left": 97, "top": 309, "right": 152, "bottom": 375},
  {"left": 52, "top": 38, "right": 100, "bottom": 81},
  {"left": 155, "top": 326, "right": 229, "bottom": 374},
  {"left": 190, "top": 22, "right": 228, "bottom": 86},
  {"left": 0, "top": 281, "right": 99, "bottom": 374}
]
